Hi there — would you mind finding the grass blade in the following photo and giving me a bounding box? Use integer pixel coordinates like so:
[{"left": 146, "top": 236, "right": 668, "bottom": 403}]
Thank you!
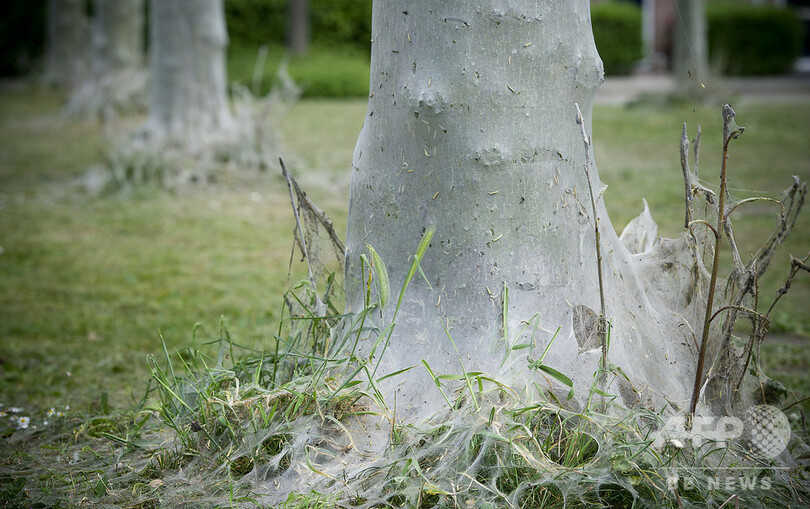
[{"left": 366, "top": 244, "right": 390, "bottom": 309}]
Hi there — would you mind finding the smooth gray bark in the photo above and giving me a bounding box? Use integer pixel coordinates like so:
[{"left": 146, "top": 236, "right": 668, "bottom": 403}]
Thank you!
[
  {"left": 43, "top": 0, "right": 90, "bottom": 90},
  {"left": 673, "top": 0, "right": 708, "bottom": 92},
  {"left": 147, "top": 0, "right": 232, "bottom": 150},
  {"left": 344, "top": 1, "right": 717, "bottom": 420},
  {"left": 69, "top": 0, "right": 145, "bottom": 114},
  {"left": 91, "top": 0, "right": 143, "bottom": 77},
  {"left": 641, "top": 0, "right": 655, "bottom": 67},
  {"left": 287, "top": 0, "right": 310, "bottom": 55}
]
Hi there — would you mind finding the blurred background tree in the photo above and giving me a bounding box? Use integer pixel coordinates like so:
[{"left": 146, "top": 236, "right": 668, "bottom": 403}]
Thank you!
[
  {"left": 68, "top": 0, "right": 146, "bottom": 115},
  {"left": 147, "top": 0, "right": 232, "bottom": 149},
  {"left": 42, "top": 0, "right": 90, "bottom": 90},
  {"left": 287, "top": 0, "right": 310, "bottom": 55}
]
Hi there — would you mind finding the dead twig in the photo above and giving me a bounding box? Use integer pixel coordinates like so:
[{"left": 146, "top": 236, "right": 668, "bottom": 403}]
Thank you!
[
  {"left": 680, "top": 104, "right": 807, "bottom": 408},
  {"left": 680, "top": 123, "right": 693, "bottom": 229},
  {"left": 766, "top": 252, "right": 810, "bottom": 318},
  {"left": 690, "top": 104, "right": 744, "bottom": 416},
  {"left": 723, "top": 183, "right": 806, "bottom": 391},
  {"left": 575, "top": 104, "right": 608, "bottom": 378},
  {"left": 692, "top": 125, "right": 701, "bottom": 178}
]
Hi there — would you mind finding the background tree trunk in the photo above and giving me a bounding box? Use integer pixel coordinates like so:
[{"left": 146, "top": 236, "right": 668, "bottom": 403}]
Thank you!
[
  {"left": 673, "top": 0, "right": 708, "bottom": 94},
  {"left": 344, "top": 1, "right": 717, "bottom": 420},
  {"left": 68, "top": 0, "right": 145, "bottom": 115},
  {"left": 92, "top": 0, "right": 143, "bottom": 77},
  {"left": 147, "top": 0, "right": 232, "bottom": 150},
  {"left": 43, "top": 0, "right": 89, "bottom": 90},
  {"left": 287, "top": 0, "right": 310, "bottom": 55}
]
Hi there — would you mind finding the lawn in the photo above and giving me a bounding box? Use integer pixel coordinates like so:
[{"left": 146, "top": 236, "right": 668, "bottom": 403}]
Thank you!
[{"left": 0, "top": 85, "right": 808, "bottom": 505}]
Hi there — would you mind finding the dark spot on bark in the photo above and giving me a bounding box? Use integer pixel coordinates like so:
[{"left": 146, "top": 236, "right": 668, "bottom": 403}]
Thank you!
[
  {"left": 573, "top": 305, "right": 600, "bottom": 353},
  {"left": 618, "top": 378, "right": 639, "bottom": 408}
]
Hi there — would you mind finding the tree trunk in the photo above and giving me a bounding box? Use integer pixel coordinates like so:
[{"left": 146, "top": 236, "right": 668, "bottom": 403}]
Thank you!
[
  {"left": 91, "top": 0, "right": 143, "bottom": 78},
  {"left": 287, "top": 0, "right": 310, "bottom": 55},
  {"left": 68, "top": 0, "right": 145, "bottom": 115},
  {"left": 43, "top": 0, "right": 89, "bottom": 90},
  {"left": 344, "top": 1, "right": 718, "bottom": 420},
  {"left": 672, "top": 0, "right": 708, "bottom": 94},
  {"left": 147, "top": 0, "right": 232, "bottom": 150}
]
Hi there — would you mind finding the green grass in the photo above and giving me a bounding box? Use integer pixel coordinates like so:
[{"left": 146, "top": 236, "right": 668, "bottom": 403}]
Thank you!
[
  {"left": 0, "top": 88, "right": 363, "bottom": 413},
  {"left": 0, "top": 86, "right": 808, "bottom": 506}
]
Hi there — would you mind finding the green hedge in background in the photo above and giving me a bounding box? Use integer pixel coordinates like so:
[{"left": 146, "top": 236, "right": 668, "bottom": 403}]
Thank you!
[
  {"left": 310, "top": 0, "right": 372, "bottom": 48},
  {"left": 225, "top": 0, "right": 371, "bottom": 49},
  {"left": 228, "top": 44, "right": 371, "bottom": 98},
  {"left": 225, "top": 0, "right": 287, "bottom": 47},
  {"left": 591, "top": 1, "right": 643, "bottom": 76},
  {"left": 225, "top": 0, "right": 373, "bottom": 97},
  {"left": 707, "top": 3, "right": 803, "bottom": 75}
]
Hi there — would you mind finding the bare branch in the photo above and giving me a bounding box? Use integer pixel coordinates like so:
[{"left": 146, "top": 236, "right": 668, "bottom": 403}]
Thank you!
[
  {"left": 690, "top": 104, "right": 744, "bottom": 416},
  {"left": 726, "top": 197, "right": 783, "bottom": 218},
  {"left": 766, "top": 252, "right": 810, "bottom": 318},
  {"left": 687, "top": 219, "right": 719, "bottom": 238},
  {"left": 680, "top": 123, "right": 693, "bottom": 229},
  {"left": 751, "top": 179, "right": 806, "bottom": 281},
  {"left": 709, "top": 305, "right": 769, "bottom": 327},
  {"left": 575, "top": 103, "right": 607, "bottom": 376},
  {"left": 692, "top": 125, "right": 701, "bottom": 178},
  {"left": 722, "top": 217, "right": 746, "bottom": 286}
]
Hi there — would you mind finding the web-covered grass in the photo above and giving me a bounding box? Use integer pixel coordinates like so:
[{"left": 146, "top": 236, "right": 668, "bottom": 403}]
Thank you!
[{"left": 60, "top": 283, "right": 807, "bottom": 508}]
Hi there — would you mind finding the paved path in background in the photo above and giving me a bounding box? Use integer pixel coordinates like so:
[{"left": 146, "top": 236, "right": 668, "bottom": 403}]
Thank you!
[{"left": 596, "top": 73, "right": 810, "bottom": 105}]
